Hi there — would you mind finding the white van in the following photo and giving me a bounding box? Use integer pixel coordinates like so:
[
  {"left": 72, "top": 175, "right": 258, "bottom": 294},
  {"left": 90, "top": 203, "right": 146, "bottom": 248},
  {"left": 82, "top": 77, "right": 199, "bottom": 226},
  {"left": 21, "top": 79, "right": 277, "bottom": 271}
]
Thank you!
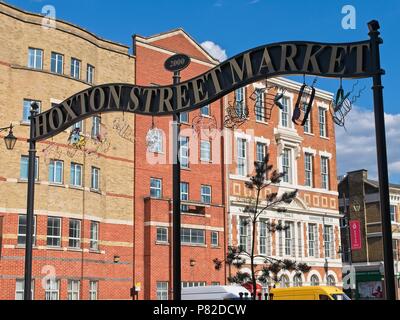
[{"left": 181, "top": 285, "right": 251, "bottom": 300}]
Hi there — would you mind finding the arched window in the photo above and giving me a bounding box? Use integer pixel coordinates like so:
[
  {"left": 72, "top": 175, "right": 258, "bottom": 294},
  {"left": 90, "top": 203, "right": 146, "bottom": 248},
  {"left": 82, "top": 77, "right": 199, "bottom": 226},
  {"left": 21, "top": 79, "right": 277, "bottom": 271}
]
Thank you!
[
  {"left": 280, "top": 275, "right": 290, "bottom": 288},
  {"left": 293, "top": 274, "right": 303, "bottom": 287},
  {"left": 327, "top": 275, "right": 336, "bottom": 286},
  {"left": 310, "top": 274, "right": 320, "bottom": 286}
]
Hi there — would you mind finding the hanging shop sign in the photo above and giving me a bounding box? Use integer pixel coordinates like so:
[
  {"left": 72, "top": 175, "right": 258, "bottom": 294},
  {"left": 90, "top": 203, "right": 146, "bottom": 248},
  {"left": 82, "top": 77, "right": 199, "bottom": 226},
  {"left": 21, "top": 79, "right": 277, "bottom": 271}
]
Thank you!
[
  {"left": 350, "top": 219, "right": 362, "bottom": 250},
  {"left": 31, "top": 40, "right": 375, "bottom": 141}
]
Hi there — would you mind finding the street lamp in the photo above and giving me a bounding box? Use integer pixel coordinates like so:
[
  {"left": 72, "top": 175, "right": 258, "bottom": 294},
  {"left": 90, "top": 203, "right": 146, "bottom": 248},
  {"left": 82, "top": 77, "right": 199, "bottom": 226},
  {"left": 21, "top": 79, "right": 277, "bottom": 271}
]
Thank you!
[{"left": 1, "top": 124, "right": 17, "bottom": 150}]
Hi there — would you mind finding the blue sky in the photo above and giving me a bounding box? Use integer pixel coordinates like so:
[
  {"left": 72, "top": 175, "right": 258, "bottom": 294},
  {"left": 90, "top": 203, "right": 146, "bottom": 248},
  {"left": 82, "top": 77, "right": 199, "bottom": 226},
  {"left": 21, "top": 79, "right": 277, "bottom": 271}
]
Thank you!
[{"left": 4, "top": 0, "right": 400, "bottom": 182}]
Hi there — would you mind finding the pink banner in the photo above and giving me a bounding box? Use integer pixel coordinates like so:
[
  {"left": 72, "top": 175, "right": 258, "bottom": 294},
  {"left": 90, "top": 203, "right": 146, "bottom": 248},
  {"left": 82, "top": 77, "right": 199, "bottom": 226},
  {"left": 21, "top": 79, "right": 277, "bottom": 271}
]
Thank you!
[{"left": 350, "top": 220, "right": 362, "bottom": 250}]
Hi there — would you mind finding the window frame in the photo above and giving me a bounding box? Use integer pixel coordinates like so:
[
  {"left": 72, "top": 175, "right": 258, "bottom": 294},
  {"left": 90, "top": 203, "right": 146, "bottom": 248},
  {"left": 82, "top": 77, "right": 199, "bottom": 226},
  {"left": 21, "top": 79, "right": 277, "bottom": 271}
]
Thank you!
[
  {"left": 20, "top": 155, "right": 39, "bottom": 181},
  {"left": 211, "top": 231, "right": 219, "bottom": 247},
  {"left": 304, "top": 153, "right": 313, "bottom": 187},
  {"left": 156, "top": 227, "right": 168, "bottom": 243},
  {"left": 156, "top": 281, "right": 169, "bottom": 300},
  {"left": 201, "top": 185, "right": 211, "bottom": 204},
  {"left": 68, "top": 219, "right": 81, "bottom": 249},
  {"left": 28, "top": 47, "right": 43, "bottom": 70},
  {"left": 150, "top": 178, "right": 162, "bottom": 199},
  {"left": 280, "top": 96, "right": 291, "bottom": 128},
  {"left": 87, "top": 64, "right": 95, "bottom": 84},
  {"left": 17, "top": 214, "right": 37, "bottom": 246},
  {"left": 51, "top": 52, "right": 64, "bottom": 74},
  {"left": 70, "top": 162, "right": 83, "bottom": 187},
  {"left": 90, "top": 221, "right": 100, "bottom": 251},
  {"left": 319, "top": 107, "right": 327, "bottom": 137},
  {"left": 23, "top": 99, "right": 41, "bottom": 123},
  {"left": 49, "top": 159, "right": 64, "bottom": 184},
  {"left": 89, "top": 281, "right": 98, "bottom": 300},
  {"left": 45, "top": 279, "right": 60, "bottom": 300},
  {"left": 200, "top": 140, "right": 211, "bottom": 162},
  {"left": 237, "top": 138, "right": 247, "bottom": 176},
  {"left": 47, "top": 216, "right": 62, "bottom": 247},
  {"left": 180, "top": 182, "right": 189, "bottom": 212},
  {"left": 255, "top": 89, "right": 266, "bottom": 122},
  {"left": 181, "top": 228, "right": 205, "bottom": 245},
  {"left": 91, "top": 166, "right": 100, "bottom": 191},
  {"left": 179, "top": 136, "right": 189, "bottom": 168},
  {"left": 321, "top": 156, "right": 330, "bottom": 190},
  {"left": 67, "top": 280, "right": 80, "bottom": 300},
  {"left": 70, "top": 57, "right": 81, "bottom": 79}
]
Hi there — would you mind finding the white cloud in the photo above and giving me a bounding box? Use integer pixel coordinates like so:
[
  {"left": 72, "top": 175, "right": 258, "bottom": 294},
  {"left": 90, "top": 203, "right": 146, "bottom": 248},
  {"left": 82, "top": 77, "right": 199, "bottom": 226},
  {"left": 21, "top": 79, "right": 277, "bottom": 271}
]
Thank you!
[
  {"left": 201, "top": 40, "right": 228, "bottom": 62},
  {"left": 335, "top": 106, "right": 400, "bottom": 182}
]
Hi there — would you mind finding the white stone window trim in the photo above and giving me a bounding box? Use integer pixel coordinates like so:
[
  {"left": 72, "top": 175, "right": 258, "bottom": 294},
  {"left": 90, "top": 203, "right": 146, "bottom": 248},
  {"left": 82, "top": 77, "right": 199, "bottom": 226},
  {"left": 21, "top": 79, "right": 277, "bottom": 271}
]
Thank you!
[
  {"left": 303, "top": 147, "right": 317, "bottom": 156},
  {"left": 319, "top": 150, "right": 332, "bottom": 160}
]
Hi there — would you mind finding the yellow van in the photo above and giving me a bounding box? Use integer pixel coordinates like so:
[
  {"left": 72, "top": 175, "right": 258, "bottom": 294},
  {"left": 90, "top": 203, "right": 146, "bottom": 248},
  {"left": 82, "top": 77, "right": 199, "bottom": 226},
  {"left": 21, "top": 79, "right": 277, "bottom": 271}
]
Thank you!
[{"left": 269, "top": 286, "right": 351, "bottom": 300}]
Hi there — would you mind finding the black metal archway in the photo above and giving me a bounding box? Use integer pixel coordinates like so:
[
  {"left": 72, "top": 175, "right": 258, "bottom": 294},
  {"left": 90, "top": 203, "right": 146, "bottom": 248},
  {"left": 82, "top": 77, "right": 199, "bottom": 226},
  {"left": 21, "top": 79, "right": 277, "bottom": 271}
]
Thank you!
[{"left": 23, "top": 20, "right": 396, "bottom": 300}]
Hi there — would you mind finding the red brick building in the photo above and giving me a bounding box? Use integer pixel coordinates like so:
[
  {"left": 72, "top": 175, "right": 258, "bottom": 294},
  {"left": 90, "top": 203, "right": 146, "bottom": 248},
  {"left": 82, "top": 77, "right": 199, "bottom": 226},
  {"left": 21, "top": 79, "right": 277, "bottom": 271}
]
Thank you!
[{"left": 133, "top": 29, "right": 227, "bottom": 300}]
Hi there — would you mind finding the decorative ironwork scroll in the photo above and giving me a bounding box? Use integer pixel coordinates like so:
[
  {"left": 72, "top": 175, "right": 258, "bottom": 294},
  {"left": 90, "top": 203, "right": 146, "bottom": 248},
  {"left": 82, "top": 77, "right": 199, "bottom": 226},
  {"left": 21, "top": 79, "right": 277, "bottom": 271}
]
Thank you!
[
  {"left": 192, "top": 114, "right": 218, "bottom": 139},
  {"left": 250, "top": 81, "right": 286, "bottom": 121},
  {"left": 224, "top": 101, "right": 249, "bottom": 129}
]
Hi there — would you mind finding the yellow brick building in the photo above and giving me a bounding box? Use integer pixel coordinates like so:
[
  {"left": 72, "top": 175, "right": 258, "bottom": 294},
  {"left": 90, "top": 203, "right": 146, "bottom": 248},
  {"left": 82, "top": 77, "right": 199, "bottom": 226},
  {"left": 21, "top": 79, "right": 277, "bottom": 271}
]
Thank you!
[{"left": 0, "top": 2, "right": 136, "bottom": 300}]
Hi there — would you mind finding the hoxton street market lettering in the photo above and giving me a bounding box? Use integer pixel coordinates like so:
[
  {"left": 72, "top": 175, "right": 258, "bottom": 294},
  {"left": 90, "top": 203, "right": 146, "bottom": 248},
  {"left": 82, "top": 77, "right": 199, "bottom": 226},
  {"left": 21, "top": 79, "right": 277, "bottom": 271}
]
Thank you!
[{"left": 32, "top": 41, "right": 373, "bottom": 141}]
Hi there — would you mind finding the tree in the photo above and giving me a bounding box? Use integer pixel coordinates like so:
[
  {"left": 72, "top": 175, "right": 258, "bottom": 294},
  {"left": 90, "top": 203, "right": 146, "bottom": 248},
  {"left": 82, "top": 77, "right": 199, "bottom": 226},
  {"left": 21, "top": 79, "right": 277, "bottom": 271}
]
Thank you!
[{"left": 223, "top": 150, "right": 311, "bottom": 300}]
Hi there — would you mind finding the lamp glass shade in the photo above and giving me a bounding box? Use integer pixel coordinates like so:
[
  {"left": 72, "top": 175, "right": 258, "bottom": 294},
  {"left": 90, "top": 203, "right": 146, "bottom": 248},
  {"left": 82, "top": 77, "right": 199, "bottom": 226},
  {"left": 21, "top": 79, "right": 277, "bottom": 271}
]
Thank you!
[{"left": 4, "top": 130, "right": 17, "bottom": 150}]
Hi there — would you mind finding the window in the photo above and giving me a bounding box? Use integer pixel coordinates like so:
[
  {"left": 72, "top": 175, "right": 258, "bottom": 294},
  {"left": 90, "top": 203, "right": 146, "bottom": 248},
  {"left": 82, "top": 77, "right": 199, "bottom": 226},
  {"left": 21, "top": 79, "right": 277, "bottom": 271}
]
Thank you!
[
  {"left": 211, "top": 231, "right": 219, "bottom": 247},
  {"left": 156, "top": 282, "right": 168, "bottom": 300},
  {"left": 156, "top": 227, "right": 168, "bottom": 243},
  {"left": 293, "top": 275, "right": 303, "bottom": 287},
  {"left": 201, "top": 104, "right": 210, "bottom": 116},
  {"left": 310, "top": 275, "right": 320, "bottom": 286},
  {"left": 148, "top": 129, "right": 163, "bottom": 153},
  {"left": 327, "top": 275, "right": 336, "bottom": 286},
  {"left": 20, "top": 156, "right": 39, "bottom": 181},
  {"left": 68, "top": 280, "right": 80, "bottom": 300},
  {"left": 47, "top": 217, "right": 61, "bottom": 247},
  {"left": 179, "top": 112, "right": 189, "bottom": 123},
  {"left": 282, "top": 148, "right": 292, "bottom": 183},
  {"left": 390, "top": 205, "right": 397, "bottom": 222},
  {"left": 239, "top": 217, "right": 250, "bottom": 252},
  {"left": 280, "top": 96, "right": 290, "bottom": 127},
  {"left": 284, "top": 222, "right": 294, "bottom": 256},
  {"left": 304, "top": 153, "right": 313, "bottom": 187},
  {"left": 211, "top": 282, "right": 220, "bottom": 286},
  {"left": 181, "top": 228, "right": 205, "bottom": 245},
  {"left": 308, "top": 224, "right": 317, "bottom": 257},
  {"left": 319, "top": 107, "right": 327, "bottom": 137},
  {"left": 201, "top": 185, "right": 211, "bottom": 204},
  {"left": 235, "top": 88, "right": 246, "bottom": 117},
  {"left": 324, "top": 225, "right": 334, "bottom": 258},
  {"left": 321, "top": 157, "right": 329, "bottom": 190},
  {"left": 150, "top": 178, "right": 162, "bottom": 198},
  {"left": 256, "top": 142, "right": 266, "bottom": 163},
  {"left": 182, "top": 281, "right": 206, "bottom": 288},
  {"left": 15, "top": 279, "right": 34, "bottom": 300},
  {"left": 71, "top": 58, "right": 81, "bottom": 79},
  {"left": 28, "top": 48, "right": 43, "bottom": 69},
  {"left": 280, "top": 275, "right": 290, "bottom": 288},
  {"left": 200, "top": 140, "right": 211, "bottom": 162},
  {"left": 91, "top": 116, "right": 101, "bottom": 138},
  {"left": 91, "top": 167, "right": 100, "bottom": 191},
  {"left": 17, "top": 215, "right": 36, "bottom": 246},
  {"left": 51, "top": 52, "right": 63, "bottom": 74},
  {"left": 179, "top": 136, "right": 189, "bottom": 168},
  {"left": 68, "top": 219, "right": 81, "bottom": 249},
  {"left": 72, "top": 120, "right": 83, "bottom": 132},
  {"left": 45, "top": 279, "right": 60, "bottom": 300},
  {"left": 90, "top": 221, "right": 99, "bottom": 251},
  {"left": 87, "top": 64, "right": 95, "bottom": 84},
  {"left": 23, "top": 100, "right": 41, "bottom": 123},
  {"left": 49, "top": 160, "right": 63, "bottom": 184},
  {"left": 70, "top": 163, "right": 82, "bottom": 187},
  {"left": 303, "top": 103, "right": 312, "bottom": 133},
  {"left": 255, "top": 89, "right": 265, "bottom": 121},
  {"left": 180, "top": 182, "right": 189, "bottom": 212},
  {"left": 89, "top": 281, "right": 98, "bottom": 300},
  {"left": 237, "top": 138, "right": 247, "bottom": 176},
  {"left": 259, "top": 219, "right": 270, "bottom": 255}
]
